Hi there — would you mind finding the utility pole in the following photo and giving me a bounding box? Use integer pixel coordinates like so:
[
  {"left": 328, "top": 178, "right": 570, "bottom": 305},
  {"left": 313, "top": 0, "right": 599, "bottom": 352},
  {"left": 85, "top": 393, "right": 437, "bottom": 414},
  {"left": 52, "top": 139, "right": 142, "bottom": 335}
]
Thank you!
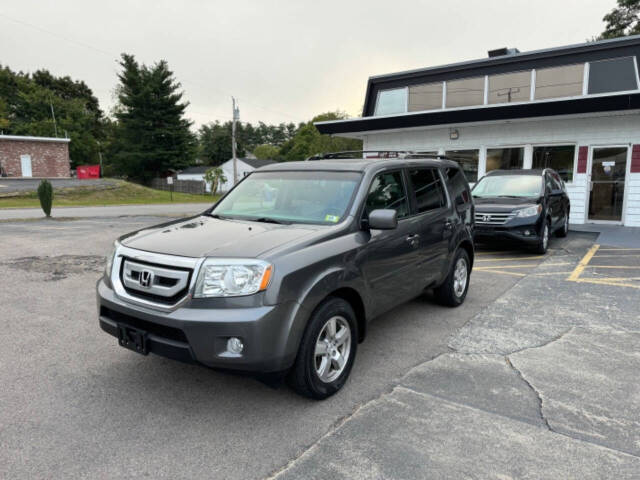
[
  {"left": 232, "top": 97, "right": 240, "bottom": 185},
  {"left": 96, "top": 140, "right": 104, "bottom": 177},
  {"left": 49, "top": 96, "right": 58, "bottom": 137}
]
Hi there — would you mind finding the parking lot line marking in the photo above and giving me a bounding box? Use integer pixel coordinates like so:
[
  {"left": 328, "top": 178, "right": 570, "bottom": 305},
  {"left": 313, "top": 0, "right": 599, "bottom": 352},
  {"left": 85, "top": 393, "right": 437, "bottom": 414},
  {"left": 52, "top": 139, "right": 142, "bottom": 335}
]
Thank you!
[
  {"left": 598, "top": 248, "right": 640, "bottom": 251},
  {"left": 476, "top": 256, "right": 547, "bottom": 262},
  {"left": 586, "top": 265, "right": 640, "bottom": 269},
  {"left": 592, "top": 254, "right": 640, "bottom": 258},
  {"left": 474, "top": 269, "right": 526, "bottom": 277},
  {"left": 567, "top": 244, "right": 600, "bottom": 282},
  {"left": 532, "top": 271, "right": 575, "bottom": 276},
  {"left": 573, "top": 277, "right": 640, "bottom": 289},
  {"left": 477, "top": 262, "right": 572, "bottom": 270}
]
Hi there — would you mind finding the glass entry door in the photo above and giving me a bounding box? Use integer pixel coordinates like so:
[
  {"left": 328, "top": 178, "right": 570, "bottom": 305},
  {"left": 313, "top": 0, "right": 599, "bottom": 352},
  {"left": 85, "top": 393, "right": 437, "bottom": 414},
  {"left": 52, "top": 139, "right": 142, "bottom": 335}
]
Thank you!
[{"left": 588, "top": 147, "right": 627, "bottom": 222}]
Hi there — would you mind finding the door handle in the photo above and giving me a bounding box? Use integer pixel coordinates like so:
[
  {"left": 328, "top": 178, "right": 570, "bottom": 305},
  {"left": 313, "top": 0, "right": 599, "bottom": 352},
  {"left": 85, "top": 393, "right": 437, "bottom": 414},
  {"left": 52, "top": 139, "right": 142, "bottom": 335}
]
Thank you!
[{"left": 405, "top": 234, "right": 420, "bottom": 245}]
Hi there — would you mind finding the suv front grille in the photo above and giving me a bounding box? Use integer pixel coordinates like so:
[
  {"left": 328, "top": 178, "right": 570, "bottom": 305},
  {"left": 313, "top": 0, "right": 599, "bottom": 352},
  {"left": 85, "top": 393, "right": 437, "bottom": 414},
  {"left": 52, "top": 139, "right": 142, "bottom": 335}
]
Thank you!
[
  {"left": 120, "top": 257, "right": 193, "bottom": 305},
  {"left": 475, "top": 212, "right": 515, "bottom": 225}
]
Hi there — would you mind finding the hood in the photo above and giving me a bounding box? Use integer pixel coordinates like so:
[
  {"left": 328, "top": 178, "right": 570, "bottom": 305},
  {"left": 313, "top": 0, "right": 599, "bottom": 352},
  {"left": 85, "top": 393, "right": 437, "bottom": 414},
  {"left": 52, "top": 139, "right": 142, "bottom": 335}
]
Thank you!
[
  {"left": 119, "top": 215, "right": 326, "bottom": 258},
  {"left": 473, "top": 196, "right": 540, "bottom": 213}
]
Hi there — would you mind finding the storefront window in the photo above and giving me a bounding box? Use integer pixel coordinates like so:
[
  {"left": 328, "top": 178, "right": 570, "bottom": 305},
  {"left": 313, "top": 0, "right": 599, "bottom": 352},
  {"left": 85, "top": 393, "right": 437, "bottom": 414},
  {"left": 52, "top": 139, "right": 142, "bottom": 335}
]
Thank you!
[
  {"left": 408, "top": 83, "right": 443, "bottom": 111},
  {"left": 374, "top": 88, "right": 407, "bottom": 116},
  {"left": 486, "top": 148, "right": 524, "bottom": 171},
  {"left": 532, "top": 146, "right": 576, "bottom": 182},
  {"left": 488, "top": 71, "right": 531, "bottom": 104},
  {"left": 535, "top": 65, "right": 584, "bottom": 100},
  {"left": 445, "top": 77, "right": 485, "bottom": 108},
  {"left": 445, "top": 149, "right": 479, "bottom": 182}
]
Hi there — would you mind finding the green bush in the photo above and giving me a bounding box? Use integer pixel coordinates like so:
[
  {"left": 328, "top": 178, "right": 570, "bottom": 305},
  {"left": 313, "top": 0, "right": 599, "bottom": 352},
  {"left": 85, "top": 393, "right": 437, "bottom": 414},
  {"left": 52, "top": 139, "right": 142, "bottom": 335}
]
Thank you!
[{"left": 37, "top": 179, "right": 53, "bottom": 217}]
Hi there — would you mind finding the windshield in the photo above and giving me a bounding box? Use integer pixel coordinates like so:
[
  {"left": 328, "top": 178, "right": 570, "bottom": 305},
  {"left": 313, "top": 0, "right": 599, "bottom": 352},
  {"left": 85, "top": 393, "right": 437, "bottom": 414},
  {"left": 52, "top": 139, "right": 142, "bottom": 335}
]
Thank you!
[
  {"left": 211, "top": 170, "right": 361, "bottom": 225},
  {"left": 472, "top": 175, "right": 542, "bottom": 198}
]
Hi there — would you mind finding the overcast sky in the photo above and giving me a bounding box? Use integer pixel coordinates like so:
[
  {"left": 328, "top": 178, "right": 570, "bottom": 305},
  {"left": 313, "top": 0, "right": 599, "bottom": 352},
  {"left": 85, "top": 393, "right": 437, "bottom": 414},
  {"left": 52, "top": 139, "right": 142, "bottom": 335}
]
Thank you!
[{"left": 1, "top": 0, "right": 617, "bottom": 127}]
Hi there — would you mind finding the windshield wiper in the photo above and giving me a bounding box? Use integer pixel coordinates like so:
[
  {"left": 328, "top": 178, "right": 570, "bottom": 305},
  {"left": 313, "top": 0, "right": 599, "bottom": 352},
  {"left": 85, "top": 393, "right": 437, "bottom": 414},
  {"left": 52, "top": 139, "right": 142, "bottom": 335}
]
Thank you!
[
  {"left": 206, "top": 213, "right": 231, "bottom": 220},
  {"left": 251, "top": 217, "right": 291, "bottom": 225}
]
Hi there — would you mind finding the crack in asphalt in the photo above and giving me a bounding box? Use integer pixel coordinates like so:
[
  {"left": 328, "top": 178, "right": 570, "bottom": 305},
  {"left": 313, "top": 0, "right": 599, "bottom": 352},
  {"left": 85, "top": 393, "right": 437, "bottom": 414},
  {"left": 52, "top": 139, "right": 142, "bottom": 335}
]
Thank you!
[
  {"left": 504, "top": 356, "right": 552, "bottom": 431},
  {"left": 506, "top": 327, "right": 574, "bottom": 356}
]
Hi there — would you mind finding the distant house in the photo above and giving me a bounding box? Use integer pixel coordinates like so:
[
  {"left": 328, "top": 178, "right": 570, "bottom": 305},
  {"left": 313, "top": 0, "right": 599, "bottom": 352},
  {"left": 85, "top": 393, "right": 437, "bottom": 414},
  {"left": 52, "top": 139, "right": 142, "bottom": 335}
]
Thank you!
[
  {"left": 177, "top": 158, "right": 277, "bottom": 192},
  {"left": 0, "top": 135, "right": 70, "bottom": 178}
]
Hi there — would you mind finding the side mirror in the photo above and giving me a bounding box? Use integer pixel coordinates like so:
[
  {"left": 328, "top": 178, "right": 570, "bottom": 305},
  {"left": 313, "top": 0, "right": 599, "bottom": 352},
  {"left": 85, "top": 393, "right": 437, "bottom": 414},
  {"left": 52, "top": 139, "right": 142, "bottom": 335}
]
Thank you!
[{"left": 367, "top": 209, "right": 398, "bottom": 230}]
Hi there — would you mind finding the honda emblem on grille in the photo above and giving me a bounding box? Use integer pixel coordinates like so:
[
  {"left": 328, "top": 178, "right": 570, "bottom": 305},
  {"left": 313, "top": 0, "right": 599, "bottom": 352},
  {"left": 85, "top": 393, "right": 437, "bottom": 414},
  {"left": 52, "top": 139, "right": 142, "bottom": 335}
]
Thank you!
[
  {"left": 139, "top": 269, "right": 154, "bottom": 288},
  {"left": 483, "top": 215, "right": 491, "bottom": 222}
]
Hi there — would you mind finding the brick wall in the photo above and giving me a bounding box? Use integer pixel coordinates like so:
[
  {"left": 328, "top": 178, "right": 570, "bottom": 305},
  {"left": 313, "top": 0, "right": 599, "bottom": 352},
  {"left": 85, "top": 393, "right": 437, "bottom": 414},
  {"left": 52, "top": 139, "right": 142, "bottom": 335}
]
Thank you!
[{"left": 0, "top": 139, "right": 70, "bottom": 177}]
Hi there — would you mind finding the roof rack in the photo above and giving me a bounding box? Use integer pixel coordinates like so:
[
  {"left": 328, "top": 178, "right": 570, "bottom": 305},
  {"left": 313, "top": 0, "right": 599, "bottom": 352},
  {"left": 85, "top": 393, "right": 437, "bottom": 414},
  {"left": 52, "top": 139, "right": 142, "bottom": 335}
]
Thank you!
[{"left": 306, "top": 150, "right": 452, "bottom": 161}]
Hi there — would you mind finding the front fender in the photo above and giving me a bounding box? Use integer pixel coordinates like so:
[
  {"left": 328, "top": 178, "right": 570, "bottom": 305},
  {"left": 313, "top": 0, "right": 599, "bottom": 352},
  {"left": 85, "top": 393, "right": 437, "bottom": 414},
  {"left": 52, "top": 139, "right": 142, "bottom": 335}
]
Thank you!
[{"left": 278, "top": 267, "right": 370, "bottom": 366}]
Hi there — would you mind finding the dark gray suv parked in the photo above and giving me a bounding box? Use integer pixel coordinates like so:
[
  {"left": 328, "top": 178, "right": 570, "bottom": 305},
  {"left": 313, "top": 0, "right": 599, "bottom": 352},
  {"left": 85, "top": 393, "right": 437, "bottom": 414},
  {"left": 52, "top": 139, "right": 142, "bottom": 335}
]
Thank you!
[{"left": 98, "top": 154, "right": 475, "bottom": 398}]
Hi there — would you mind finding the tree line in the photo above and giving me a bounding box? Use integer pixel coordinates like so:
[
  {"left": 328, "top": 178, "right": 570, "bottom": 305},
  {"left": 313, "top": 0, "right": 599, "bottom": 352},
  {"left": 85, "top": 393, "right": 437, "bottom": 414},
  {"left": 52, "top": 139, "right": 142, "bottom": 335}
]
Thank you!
[{"left": 0, "top": 56, "right": 360, "bottom": 183}]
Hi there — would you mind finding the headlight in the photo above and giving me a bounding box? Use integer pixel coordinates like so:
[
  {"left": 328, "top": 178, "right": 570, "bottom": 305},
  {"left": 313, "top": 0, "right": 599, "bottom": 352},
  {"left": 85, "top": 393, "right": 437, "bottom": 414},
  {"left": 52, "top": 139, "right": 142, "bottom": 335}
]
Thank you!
[
  {"left": 515, "top": 205, "right": 542, "bottom": 218},
  {"left": 194, "top": 259, "right": 273, "bottom": 298},
  {"left": 105, "top": 242, "right": 118, "bottom": 278}
]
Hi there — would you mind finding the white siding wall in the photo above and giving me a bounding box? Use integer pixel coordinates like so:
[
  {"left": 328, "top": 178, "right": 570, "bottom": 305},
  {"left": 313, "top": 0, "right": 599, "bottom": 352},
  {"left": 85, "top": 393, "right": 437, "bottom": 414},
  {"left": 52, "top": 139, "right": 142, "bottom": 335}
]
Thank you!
[
  {"left": 362, "top": 112, "right": 640, "bottom": 226},
  {"left": 627, "top": 173, "right": 640, "bottom": 227},
  {"left": 220, "top": 159, "right": 254, "bottom": 192}
]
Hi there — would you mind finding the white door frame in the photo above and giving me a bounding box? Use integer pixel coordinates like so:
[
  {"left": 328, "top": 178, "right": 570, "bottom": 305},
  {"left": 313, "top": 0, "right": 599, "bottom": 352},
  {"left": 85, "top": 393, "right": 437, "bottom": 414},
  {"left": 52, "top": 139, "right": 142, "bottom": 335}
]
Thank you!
[
  {"left": 20, "top": 154, "right": 32, "bottom": 177},
  {"left": 585, "top": 144, "right": 630, "bottom": 225}
]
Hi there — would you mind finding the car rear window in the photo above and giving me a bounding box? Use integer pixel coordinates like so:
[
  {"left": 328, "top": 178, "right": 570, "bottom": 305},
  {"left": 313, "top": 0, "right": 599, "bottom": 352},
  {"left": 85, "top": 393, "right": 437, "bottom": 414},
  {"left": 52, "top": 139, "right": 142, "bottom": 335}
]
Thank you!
[{"left": 408, "top": 168, "right": 446, "bottom": 213}]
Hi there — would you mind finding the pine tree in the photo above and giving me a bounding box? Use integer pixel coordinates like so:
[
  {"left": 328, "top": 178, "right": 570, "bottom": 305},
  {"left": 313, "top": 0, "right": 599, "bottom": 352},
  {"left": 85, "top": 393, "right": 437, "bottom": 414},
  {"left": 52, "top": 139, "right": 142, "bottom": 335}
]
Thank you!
[{"left": 110, "top": 54, "right": 196, "bottom": 182}]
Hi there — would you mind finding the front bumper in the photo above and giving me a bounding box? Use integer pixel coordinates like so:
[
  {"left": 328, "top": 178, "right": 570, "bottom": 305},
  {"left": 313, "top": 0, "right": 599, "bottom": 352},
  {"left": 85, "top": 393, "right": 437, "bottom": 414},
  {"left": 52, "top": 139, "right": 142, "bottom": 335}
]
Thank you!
[
  {"left": 474, "top": 221, "right": 541, "bottom": 245},
  {"left": 97, "top": 279, "right": 301, "bottom": 373}
]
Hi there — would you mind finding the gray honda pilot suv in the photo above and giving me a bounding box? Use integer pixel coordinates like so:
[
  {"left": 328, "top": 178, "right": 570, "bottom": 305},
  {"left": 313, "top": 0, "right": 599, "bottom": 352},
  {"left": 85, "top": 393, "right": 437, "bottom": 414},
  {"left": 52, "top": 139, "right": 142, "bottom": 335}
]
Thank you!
[{"left": 98, "top": 153, "right": 475, "bottom": 399}]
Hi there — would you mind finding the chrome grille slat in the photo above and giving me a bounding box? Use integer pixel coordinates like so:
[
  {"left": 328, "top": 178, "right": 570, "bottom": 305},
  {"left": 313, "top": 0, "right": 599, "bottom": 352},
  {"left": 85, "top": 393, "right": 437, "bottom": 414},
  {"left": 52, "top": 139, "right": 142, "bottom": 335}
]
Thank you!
[
  {"left": 122, "top": 259, "right": 190, "bottom": 298},
  {"left": 475, "top": 212, "right": 515, "bottom": 225}
]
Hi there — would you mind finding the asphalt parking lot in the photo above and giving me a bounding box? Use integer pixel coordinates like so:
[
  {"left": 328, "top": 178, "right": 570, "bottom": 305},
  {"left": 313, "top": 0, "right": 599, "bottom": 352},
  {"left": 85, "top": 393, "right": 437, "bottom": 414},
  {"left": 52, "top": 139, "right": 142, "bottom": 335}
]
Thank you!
[{"left": 1, "top": 217, "right": 639, "bottom": 479}]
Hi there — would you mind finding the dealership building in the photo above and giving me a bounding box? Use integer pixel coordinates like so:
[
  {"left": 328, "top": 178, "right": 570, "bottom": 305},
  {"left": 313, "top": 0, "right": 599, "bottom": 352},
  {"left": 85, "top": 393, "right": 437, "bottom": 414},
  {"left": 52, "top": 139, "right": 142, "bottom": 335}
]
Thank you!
[{"left": 316, "top": 35, "right": 640, "bottom": 227}]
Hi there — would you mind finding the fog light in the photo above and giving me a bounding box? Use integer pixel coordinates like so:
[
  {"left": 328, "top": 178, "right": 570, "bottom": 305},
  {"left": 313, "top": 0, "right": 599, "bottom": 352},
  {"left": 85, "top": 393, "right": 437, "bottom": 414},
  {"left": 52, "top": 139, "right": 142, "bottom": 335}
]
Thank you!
[
  {"left": 524, "top": 230, "right": 531, "bottom": 236},
  {"left": 227, "top": 337, "right": 244, "bottom": 354}
]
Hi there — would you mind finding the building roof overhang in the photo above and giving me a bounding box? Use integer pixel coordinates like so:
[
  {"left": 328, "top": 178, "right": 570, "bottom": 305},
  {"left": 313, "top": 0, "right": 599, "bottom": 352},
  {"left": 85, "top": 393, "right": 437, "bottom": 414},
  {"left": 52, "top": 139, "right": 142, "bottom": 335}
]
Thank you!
[
  {"left": 315, "top": 92, "right": 640, "bottom": 136},
  {"left": 0, "top": 134, "right": 70, "bottom": 143}
]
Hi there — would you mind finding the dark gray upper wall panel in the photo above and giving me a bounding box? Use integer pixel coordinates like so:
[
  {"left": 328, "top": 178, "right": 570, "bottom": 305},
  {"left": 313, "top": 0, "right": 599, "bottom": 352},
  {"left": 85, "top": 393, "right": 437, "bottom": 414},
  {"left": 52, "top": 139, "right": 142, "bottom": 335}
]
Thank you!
[{"left": 362, "top": 37, "right": 640, "bottom": 116}]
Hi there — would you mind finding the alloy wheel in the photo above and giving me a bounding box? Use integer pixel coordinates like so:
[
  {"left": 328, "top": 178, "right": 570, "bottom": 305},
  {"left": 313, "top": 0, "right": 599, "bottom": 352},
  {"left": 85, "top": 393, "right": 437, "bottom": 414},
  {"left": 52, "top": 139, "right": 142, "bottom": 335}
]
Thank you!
[
  {"left": 453, "top": 257, "right": 468, "bottom": 298},
  {"left": 314, "top": 316, "right": 351, "bottom": 383}
]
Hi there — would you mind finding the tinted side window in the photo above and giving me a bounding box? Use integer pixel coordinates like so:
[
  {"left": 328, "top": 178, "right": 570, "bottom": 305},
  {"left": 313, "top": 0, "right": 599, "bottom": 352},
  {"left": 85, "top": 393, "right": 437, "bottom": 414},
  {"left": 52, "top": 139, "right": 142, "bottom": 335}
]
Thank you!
[
  {"left": 408, "top": 168, "right": 446, "bottom": 213},
  {"left": 445, "top": 167, "right": 471, "bottom": 205},
  {"left": 365, "top": 171, "right": 409, "bottom": 218}
]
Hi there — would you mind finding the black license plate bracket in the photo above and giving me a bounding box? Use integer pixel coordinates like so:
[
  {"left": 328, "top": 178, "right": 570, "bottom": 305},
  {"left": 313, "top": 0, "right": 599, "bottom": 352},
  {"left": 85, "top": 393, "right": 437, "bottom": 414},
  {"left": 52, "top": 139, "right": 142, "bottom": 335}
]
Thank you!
[{"left": 117, "top": 324, "right": 149, "bottom": 355}]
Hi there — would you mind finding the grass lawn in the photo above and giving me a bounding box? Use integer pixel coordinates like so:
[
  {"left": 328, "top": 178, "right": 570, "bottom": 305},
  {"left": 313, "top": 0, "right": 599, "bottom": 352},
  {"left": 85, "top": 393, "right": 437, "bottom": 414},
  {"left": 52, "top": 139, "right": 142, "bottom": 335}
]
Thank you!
[{"left": 0, "top": 180, "right": 218, "bottom": 209}]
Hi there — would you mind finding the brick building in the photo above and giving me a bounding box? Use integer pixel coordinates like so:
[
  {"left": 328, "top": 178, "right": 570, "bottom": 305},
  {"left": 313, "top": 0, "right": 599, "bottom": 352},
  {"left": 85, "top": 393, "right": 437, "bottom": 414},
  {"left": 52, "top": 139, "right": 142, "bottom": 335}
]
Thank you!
[{"left": 0, "top": 135, "right": 71, "bottom": 178}]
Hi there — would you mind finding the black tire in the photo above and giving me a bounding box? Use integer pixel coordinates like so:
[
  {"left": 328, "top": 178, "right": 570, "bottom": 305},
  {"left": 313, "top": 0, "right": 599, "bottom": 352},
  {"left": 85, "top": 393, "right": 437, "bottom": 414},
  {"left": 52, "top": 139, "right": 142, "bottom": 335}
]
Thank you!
[
  {"left": 556, "top": 211, "right": 569, "bottom": 238},
  {"left": 434, "top": 249, "right": 470, "bottom": 307},
  {"left": 288, "top": 297, "right": 357, "bottom": 400},
  {"left": 535, "top": 219, "right": 551, "bottom": 254}
]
